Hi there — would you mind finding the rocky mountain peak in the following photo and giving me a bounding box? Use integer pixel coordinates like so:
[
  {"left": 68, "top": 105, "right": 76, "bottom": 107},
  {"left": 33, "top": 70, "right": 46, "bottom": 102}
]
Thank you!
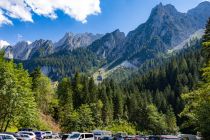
[{"left": 54, "top": 32, "right": 103, "bottom": 51}]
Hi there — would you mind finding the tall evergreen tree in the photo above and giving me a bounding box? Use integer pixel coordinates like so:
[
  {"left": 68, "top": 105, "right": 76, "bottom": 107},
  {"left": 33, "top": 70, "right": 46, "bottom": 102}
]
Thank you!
[{"left": 57, "top": 78, "right": 74, "bottom": 131}]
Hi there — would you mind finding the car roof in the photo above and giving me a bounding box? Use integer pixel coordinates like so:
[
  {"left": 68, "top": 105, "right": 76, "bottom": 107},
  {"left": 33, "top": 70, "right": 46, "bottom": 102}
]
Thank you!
[
  {"left": 19, "top": 131, "right": 33, "bottom": 133},
  {"left": 0, "top": 134, "right": 14, "bottom": 136},
  {"left": 160, "top": 135, "right": 179, "bottom": 138},
  {"left": 20, "top": 134, "right": 30, "bottom": 137},
  {"left": 80, "top": 133, "right": 93, "bottom": 134}
]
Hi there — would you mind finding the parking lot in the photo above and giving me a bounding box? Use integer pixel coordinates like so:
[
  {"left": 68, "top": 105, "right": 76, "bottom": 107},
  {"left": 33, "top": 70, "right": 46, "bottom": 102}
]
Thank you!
[{"left": 46, "top": 139, "right": 60, "bottom": 140}]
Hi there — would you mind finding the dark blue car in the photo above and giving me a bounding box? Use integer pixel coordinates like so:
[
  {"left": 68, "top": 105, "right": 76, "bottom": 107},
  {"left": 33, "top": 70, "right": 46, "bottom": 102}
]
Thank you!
[{"left": 34, "top": 132, "right": 43, "bottom": 140}]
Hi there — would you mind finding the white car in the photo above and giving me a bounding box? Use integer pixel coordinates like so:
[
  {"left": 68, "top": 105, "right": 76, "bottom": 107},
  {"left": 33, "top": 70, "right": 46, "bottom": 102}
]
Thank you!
[
  {"left": 45, "top": 131, "right": 52, "bottom": 139},
  {"left": 178, "top": 134, "right": 198, "bottom": 140},
  {"left": 41, "top": 132, "right": 46, "bottom": 139},
  {"left": 0, "top": 134, "right": 17, "bottom": 140},
  {"left": 19, "top": 134, "right": 32, "bottom": 140},
  {"left": 69, "top": 133, "right": 94, "bottom": 140},
  {"left": 18, "top": 132, "right": 36, "bottom": 140},
  {"left": 52, "top": 133, "right": 59, "bottom": 139}
]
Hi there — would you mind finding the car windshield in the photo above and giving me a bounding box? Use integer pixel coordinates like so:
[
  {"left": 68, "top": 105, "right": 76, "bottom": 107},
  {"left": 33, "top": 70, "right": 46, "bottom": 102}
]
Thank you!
[
  {"left": 94, "top": 133, "right": 102, "bottom": 136},
  {"left": 22, "top": 133, "right": 33, "bottom": 136},
  {"left": 62, "top": 135, "right": 69, "bottom": 138},
  {"left": 35, "top": 132, "right": 41, "bottom": 134},
  {"left": 21, "top": 135, "right": 29, "bottom": 138},
  {"left": 70, "top": 134, "right": 80, "bottom": 138}
]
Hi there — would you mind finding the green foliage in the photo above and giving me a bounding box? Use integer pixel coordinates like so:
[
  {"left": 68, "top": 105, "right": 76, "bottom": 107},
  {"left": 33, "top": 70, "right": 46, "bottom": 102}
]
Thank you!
[
  {"left": 102, "top": 120, "right": 136, "bottom": 135},
  {"left": 0, "top": 54, "right": 38, "bottom": 131},
  {"left": 181, "top": 18, "right": 210, "bottom": 139},
  {"left": 202, "top": 18, "right": 210, "bottom": 60},
  {"left": 31, "top": 68, "right": 55, "bottom": 114},
  {"left": 57, "top": 78, "right": 73, "bottom": 132},
  {"left": 17, "top": 48, "right": 105, "bottom": 81},
  {"left": 164, "top": 107, "right": 179, "bottom": 134},
  {"left": 77, "top": 104, "right": 95, "bottom": 132},
  {"left": 0, "top": 32, "right": 205, "bottom": 134}
]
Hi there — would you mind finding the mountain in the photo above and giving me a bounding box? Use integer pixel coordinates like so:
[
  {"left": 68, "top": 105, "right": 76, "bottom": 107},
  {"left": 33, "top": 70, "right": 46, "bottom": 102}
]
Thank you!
[
  {"left": 5, "top": 33, "right": 102, "bottom": 60},
  {"left": 0, "top": 40, "right": 10, "bottom": 50},
  {"left": 5, "top": 41, "right": 31, "bottom": 60},
  {"left": 187, "top": 1, "right": 210, "bottom": 28},
  {"left": 113, "top": 2, "right": 210, "bottom": 66},
  {"left": 4, "top": 40, "right": 53, "bottom": 60},
  {"left": 6, "top": 1, "right": 210, "bottom": 81},
  {"left": 54, "top": 32, "right": 103, "bottom": 51},
  {"left": 16, "top": 48, "right": 105, "bottom": 80},
  {"left": 88, "top": 29, "right": 125, "bottom": 61},
  {"left": 29, "top": 39, "right": 54, "bottom": 59}
]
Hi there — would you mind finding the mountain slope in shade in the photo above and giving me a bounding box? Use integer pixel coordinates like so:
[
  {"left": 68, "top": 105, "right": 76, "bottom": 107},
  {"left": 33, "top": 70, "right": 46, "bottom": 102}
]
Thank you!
[
  {"left": 0, "top": 40, "right": 10, "bottom": 50},
  {"left": 88, "top": 29, "right": 125, "bottom": 61},
  {"left": 29, "top": 39, "right": 54, "bottom": 59}
]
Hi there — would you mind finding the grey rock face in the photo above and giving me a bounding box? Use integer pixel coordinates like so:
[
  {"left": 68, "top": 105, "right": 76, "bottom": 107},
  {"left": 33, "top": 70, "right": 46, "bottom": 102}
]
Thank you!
[
  {"left": 54, "top": 32, "right": 103, "bottom": 51},
  {"left": 5, "top": 41, "right": 31, "bottom": 60},
  {"left": 4, "top": 33, "right": 102, "bottom": 60},
  {"left": 112, "top": 2, "right": 210, "bottom": 65}
]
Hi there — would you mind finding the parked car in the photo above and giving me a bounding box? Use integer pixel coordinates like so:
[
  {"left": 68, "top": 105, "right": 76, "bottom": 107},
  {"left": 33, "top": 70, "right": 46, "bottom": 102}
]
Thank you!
[
  {"left": 135, "top": 135, "right": 149, "bottom": 140},
  {"left": 148, "top": 136, "right": 159, "bottom": 140},
  {"left": 44, "top": 132, "right": 52, "bottom": 139},
  {"left": 160, "top": 135, "right": 180, "bottom": 140},
  {"left": 113, "top": 132, "right": 127, "bottom": 140},
  {"left": 41, "top": 132, "right": 46, "bottom": 139},
  {"left": 19, "top": 134, "right": 32, "bottom": 140},
  {"left": 149, "top": 135, "right": 179, "bottom": 140},
  {"left": 178, "top": 134, "right": 197, "bottom": 140},
  {"left": 18, "top": 132, "right": 36, "bottom": 140},
  {"left": 101, "top": 136, "right": 113, "bottom": 140},
  {"left": 69, "top": 133, "right": 94, "bottom": 140},
  {"left": 61, "top": 134, "right": 71, "bottom": 140},
  {"left": 52, "top": 133, "right": 59, "bottom": 139},
  {"left": 34, "top": 131, "right": 44, "bottom": 140},
  {"left": 93, "top": 130, "right": 112, "bottom": 140},
  {"left": 18, "top": 129, "right": 33, "bottom": 132},
  {"left": 0, "top": 134, "right": 17, "bottom": 140},
  {"left": 0, "top": 133, "right": 22, "bottom": 140}
]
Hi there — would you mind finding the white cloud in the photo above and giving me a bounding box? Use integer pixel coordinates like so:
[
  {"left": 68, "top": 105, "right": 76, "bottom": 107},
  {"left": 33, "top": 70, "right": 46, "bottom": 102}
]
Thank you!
[
  {"left": 0, "top": 0, "right": 101, "bottom": 25},
  {"left": 0, "top": 0, "right": 33, "bottom": 22},
  {"left": 25, "top": 0, "right": 101, "bottom": 23},
  {"left": 0, "top": 10, "right": 12, "bottom": 26}
]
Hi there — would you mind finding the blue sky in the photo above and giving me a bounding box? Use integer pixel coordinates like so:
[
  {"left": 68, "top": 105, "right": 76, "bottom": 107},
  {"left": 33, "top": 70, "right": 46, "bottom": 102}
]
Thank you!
[{"left": 0, "top": 0, "right": 208, "bottom": 45}]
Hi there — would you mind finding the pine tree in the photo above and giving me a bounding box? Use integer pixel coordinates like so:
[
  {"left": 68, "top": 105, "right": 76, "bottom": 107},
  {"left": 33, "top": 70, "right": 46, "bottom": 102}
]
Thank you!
[
  {"left": 181, "top": 18, "right": 210, "bottom": 139},
  {"left": 57, "top": 78, "right": 74, "bottom": 131},
  {"left": 165, "top": 106, "right": 178, "bottom": 134},
  {"left": 202, "top": 18, "right": 210, "bottom": 59}
]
